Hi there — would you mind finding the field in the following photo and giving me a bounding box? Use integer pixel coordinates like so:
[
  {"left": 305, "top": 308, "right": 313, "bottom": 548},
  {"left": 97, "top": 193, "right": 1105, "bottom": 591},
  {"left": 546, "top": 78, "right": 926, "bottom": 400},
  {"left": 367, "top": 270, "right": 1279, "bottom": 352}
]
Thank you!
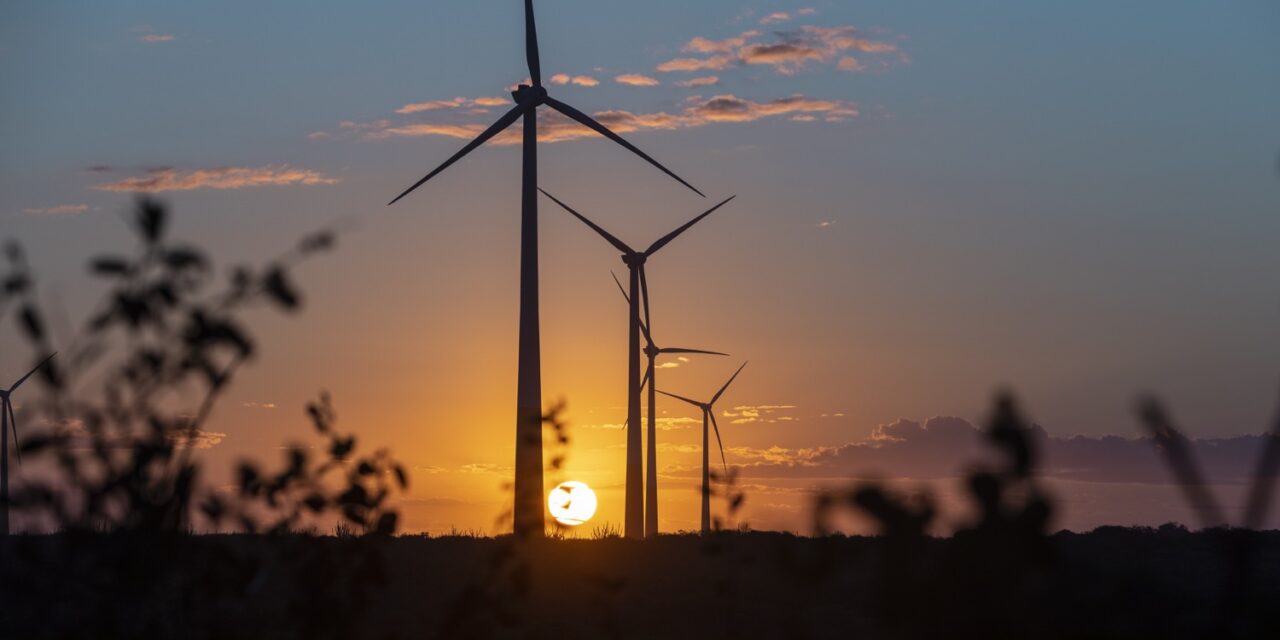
[{"left": 4, "top": 527, "right": 1279, "bottom": 639}]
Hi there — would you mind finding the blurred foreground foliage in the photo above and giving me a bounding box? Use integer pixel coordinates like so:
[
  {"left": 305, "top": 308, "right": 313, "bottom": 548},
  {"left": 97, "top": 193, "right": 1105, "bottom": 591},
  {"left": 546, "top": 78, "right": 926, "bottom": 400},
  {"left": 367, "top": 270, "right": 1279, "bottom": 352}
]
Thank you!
[{"left": 1, "top": 199, "right": 407, "bottom": 639}]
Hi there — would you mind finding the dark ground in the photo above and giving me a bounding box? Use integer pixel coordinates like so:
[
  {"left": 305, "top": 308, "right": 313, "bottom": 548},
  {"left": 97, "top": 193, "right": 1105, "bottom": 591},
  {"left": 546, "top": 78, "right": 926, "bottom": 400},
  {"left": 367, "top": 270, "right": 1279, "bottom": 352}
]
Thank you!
[{"left": 3, "top": 527, "right": 1279, "bottom": 639}]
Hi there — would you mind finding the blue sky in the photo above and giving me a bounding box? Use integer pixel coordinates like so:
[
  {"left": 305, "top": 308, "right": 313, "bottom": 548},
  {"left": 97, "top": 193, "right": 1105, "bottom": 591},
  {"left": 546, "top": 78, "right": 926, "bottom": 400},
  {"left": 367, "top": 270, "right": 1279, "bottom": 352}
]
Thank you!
[{"left": 2, "top": 1, "right": 1279, "bottom": 532}]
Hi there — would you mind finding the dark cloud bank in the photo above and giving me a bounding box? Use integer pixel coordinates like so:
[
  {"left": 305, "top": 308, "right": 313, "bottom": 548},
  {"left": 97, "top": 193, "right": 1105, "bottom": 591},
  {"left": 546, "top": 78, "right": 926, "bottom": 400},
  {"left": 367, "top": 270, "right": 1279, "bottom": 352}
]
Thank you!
[{"left": 691, "top": 417, "right": 1271, "bottom": 486}]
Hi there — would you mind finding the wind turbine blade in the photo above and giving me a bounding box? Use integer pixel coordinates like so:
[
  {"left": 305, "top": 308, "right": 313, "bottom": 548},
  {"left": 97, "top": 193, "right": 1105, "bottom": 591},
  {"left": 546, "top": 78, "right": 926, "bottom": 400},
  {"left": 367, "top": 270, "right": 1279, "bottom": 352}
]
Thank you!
[
  {"left": 9, "top": 352, "right": 56, "bottom": 393},
  {"left": 657, "top": 390, "right": 703, "bottom": 409},
  {"left": 610, "top": 270, "right": 652, "bottom": 339},
  {"left": 711, "top": 361, "right": 748, "bottom": 405},
  {"left": 387, "top": 103, "right": 527, "bottom": 206},
  {"left": 538, "top": 189, "right": 634, "bottom": 254},
  {"left": 611, "top": 271, "right": 630, "bottom": 304},
  {"left": 644, "top": 195, "right": 735, "bottom": 257},
  {"left": 524, "top": 0, "right": 542, "bottom": 86},
  {"left": 709, "top": 411, "right": 728, "bottom": 472},
  {"left": 638, "top": 266, "right": 652, "bottom": 338},
  {"left": 7, "top": 401, "right": 20, "bottom": 466},
  {"left": 659, "top": 348, "right": 729, "bottom": 356},
  {"left": 542, "top": 96, "right": 705, "bottom": 197},
  {"left": 640, "top": 367, "right": 651, "bottom": 392}
]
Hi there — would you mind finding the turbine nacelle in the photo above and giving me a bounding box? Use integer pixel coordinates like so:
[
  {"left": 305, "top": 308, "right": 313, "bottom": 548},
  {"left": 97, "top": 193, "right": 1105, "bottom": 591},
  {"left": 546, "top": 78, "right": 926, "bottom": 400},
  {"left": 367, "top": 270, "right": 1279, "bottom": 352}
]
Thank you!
[
  {"left": 511, "top": 84, "right": 548, "bottom": 105},
  {"left": 621, "top": 253, "right": 647, "bottom": 267}
]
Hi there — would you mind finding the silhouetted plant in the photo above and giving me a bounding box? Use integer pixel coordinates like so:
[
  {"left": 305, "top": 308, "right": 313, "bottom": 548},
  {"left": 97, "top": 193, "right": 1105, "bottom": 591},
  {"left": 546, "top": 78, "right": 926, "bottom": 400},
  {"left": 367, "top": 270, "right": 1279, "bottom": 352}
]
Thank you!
[
  {"left": 1137, "top": 392, "right": 1280, "bottom": 639},
  {"left": 807, "top": 392, "right": 1055, "bottom": 638},
  {"left": 0, "top": 199, "right": 408, "bottom": 640}
]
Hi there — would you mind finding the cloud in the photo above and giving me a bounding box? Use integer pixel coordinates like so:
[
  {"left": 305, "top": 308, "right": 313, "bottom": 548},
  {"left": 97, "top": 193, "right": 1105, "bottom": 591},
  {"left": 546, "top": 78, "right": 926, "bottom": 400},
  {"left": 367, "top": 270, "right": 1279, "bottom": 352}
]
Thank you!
[
  {"left": 816, "top": 220, "right": 835, "bottom": 228},
  {"left": 686, "top": 94, "right": 858, "bottom": 123},
  {"left": 656, "top": 56, "right": 735, "bottom": 73},
  {"left": 837, "top": 56, "right": 865, "bottom": 72},
  {"left": 659, "top": 24, "right": 899, "bottom": 75},
  {"left": 722, "top": 404, "right": 799, "bottom": 424},
  {"left": 94, "top": 165, "right": 339, "bottom": 192},
  {"left": 759, "top": 12, "right": 792, "bottom": 25},
  {"left": 139, "top": 34, "right": 175, "bottom": 43},
  {"left": 459, "top": 463, "right": 511, "bottom": 474},
  {"left": 359, "top": 93, "right": 857, "bottom": 145},
  {"left": 413, "top": 465, "right": 448, "bottom": 474},
  {"left": 672, "top": 415, "right": 1279, "bottom": 486},
  {"left": 686, "top": 31, "right": 760, "bottom": 54},
  {"left": 798, "top": 8, "right": 817, "bottom": 16},
  {"left": 47, "top": 417, "right": 225, "bottom": 450},
  {"left": 23, "top": 204, "right": 88, "bottom": 216},
  {"left": 172, "top": 428, "right": 227, "bottom": 449},
  {"left": 676, "top": 76, "right": 720, "bottom": 88},
  {"left": 581, "top": 416, "right": 699, "bottom": 431},
  {"left": 615, "top": 73, "right": 660, "bottom": 87},
  {"left": 396, "top": 96, "right": 509, "bottom": 114},
  {"left": 551, "top": 74, "right": 599, "bottom": 87},
  {"left": 241, "top": 402, "right": 277, "bottom": 410},
  {"left": 656, "top": 356, "right": 691, "bottom": 370}
]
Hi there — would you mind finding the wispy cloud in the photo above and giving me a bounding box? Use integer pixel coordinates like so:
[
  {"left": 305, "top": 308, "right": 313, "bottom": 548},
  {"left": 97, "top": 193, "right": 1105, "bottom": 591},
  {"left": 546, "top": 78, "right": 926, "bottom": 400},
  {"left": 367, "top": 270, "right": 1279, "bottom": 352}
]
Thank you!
[
  {"left": 550, "top": 73, "right": 600, "bottom": 87},
  {"left": 356, "top": 93, "right": 856, "bottom": 144},
  {"left": 396, "top": 96, "right": 508, "bottom": 114},
  {"left": 722, "top": 404, "right": 799, "bottom": 424},
  {"left": 241, "top": 402, "right": 277, "bottom": 410},
  {"left": 676, "top": 75, "right": 720, "bottom": 88},
  {"left": 656, "top": 356, "right": 691, "bottom": 370},
  {"left": 582, "top": 416, "right": 699, "bottom": 431},
  {"left": 615, "top": 73, "right": 660, "bottom": 87},
  {"left": 759, "top": 12, "right": 792, "bottom": 25},
  {"left": 139, "top": 34, "right": 175, "bottom": 43},
  {"left": 94, "top": 165, "right": 339, "bottom": 192},
  {"left": 660, "top": 23, "right": 900, "bottom": 76},
  {"left": 459, "top": 463, "right": 511, "bottom": 474},
  {"left": 23, "top": 204, "right": 89, "bottom": 216}
]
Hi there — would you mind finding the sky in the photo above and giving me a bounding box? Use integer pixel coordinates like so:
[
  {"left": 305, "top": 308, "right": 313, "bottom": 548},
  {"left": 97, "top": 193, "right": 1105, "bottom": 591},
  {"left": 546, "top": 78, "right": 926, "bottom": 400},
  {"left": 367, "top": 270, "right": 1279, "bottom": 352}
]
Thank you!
[{"left": 2, "top": 0, "right": 1279, "bottom": 535}]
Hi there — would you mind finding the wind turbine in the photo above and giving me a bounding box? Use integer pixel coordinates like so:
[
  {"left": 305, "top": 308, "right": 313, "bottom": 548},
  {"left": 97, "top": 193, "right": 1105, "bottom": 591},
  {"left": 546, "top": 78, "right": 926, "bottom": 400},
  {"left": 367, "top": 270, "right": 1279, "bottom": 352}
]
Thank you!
[
  {"left": 658, "top": 361, "right": 747, "bottom": 534},
  {"left": 609, "top": 271, "right": 727, "bottom": 537},
  {"left": 539, "top": 189, "right": 733, "bottom": 538},
  {"left": 1, "top": 352, "right": 56, "bottom": 536},
  {"left": 387, "top": 1, "right": 703, "bottom": 538}
]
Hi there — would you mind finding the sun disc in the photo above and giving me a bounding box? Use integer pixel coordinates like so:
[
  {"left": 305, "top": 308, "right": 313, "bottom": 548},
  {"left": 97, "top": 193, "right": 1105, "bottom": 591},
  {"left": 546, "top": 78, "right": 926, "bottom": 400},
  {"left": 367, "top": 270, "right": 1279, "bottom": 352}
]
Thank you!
[{"left": 548, "top": 481, "right": 597, "bottom": 526}]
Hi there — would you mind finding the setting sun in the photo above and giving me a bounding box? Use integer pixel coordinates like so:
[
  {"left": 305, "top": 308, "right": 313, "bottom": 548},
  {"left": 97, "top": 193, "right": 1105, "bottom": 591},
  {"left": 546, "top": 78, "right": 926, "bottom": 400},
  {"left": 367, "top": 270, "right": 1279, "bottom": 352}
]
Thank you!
[{"left": 548, "top": 481, "right": 598, "bottom": 527}]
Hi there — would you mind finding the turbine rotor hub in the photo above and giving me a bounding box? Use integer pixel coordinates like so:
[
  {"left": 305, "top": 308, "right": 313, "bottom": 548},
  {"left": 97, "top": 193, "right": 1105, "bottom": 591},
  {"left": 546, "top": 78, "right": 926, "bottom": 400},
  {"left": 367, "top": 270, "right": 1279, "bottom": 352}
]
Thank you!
[{"left": 622, "top": 253, "right": 646, "bottom": 267}]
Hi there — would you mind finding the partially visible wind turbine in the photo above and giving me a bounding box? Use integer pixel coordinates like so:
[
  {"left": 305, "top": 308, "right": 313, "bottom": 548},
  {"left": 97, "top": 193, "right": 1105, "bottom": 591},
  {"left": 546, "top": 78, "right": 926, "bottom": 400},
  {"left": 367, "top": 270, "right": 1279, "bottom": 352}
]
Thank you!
[
  {"left": 539, "top": 188, "right": 733, "bottom": 538},
  {"left": 659, "top": 361, "right": 747, "bottom": 534},
  {"left": 1, "top": 352, "right": 56, "bottom": 536},
  {"left": 386, "top": 0, "right": 703, "bottom": 539},
  {"left": 609, "top": 271, "right": 727, "bottom": 537}
]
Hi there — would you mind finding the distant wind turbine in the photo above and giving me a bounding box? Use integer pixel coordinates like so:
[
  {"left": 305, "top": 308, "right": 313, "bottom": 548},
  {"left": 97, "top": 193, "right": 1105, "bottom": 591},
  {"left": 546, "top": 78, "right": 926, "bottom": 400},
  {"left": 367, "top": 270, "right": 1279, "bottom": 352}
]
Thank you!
[
  {"left": 1, "top": 353, "right": 56, "bottom": 536},
  {"left": 609, "top": 271, "right": 727, "bottom": 538},
  {"left": 659, "top": 361, "right": 748, "bottom": 534},
  {"left": 386, "top": 0, "right": 703, "bottom": 538},
  {"left": 539, "top": 188, "right": 733, "bottom": 538}
]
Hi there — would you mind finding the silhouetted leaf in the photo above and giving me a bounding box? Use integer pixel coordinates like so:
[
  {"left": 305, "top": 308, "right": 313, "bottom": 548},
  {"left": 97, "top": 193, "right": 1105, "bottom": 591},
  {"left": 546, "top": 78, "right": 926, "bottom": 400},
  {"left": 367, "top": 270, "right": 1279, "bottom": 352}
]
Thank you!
[
  {"left": 330, "top": 436, "right": 355, "bottom": 460},
  {"left": 137, "top": 198, "right": 167, "bottom": 243},
  {"left": 90, "top": 257, "right": 131, "bottom": 276},
  {"left": 303, "top": 493, "right": 326, "bottom": 513},
  {"left": 394, "top": 464, "right": 408, "bottom": 489},
  {"left": 163, "top": 246, "right": 207, "bottom": 270},
  {"left": 299, "top": 231, "right": 335, "bottom": 255},
  {"left": 2, "top": 273, "right": 28, "bottom": 294},
  {"left": 263, "top": 267, "right": 300, "bottom": 311},
  {"left": 375, "top": 512, "right": 397, "bottom": 535},
  {"left": 19, "top": 305, "right": 43, "bottom": 340}
]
